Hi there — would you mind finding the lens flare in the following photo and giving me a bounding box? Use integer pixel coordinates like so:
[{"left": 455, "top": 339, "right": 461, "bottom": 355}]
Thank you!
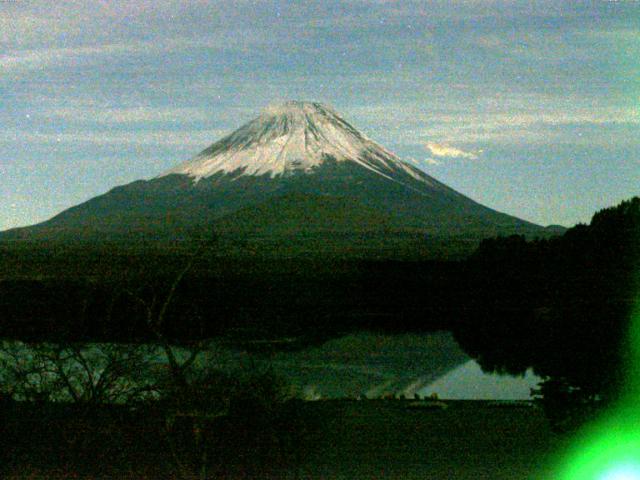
[
  {"left": 554, "top": 266, "right": 640, "bottom": 479},
  {"left": 555, "top": 410, "right": 640, "bottom": 479},
  {"left": 600, "top": 463, "right": 640, "bottom": 480}
]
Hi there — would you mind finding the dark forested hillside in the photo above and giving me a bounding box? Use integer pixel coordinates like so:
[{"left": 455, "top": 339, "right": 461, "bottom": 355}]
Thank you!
[
  {"left": 0, "top": 244, "right": 469, "bottom": 345},
  {"left": 453, "top": 197, "right": 640, "bottom": 406}
]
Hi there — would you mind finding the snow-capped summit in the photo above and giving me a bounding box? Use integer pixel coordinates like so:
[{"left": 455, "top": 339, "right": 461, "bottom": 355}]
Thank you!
[
  {"left": 162, "top": 100, "right": 425, "bottom": 183},
  {"left": 1, "top": 100, "right": 545, "bottom": 252}
]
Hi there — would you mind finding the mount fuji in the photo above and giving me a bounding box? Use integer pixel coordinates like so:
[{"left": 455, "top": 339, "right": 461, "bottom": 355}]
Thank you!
[{"left": 1, "top": 101, "right": 548, "bottom": 256}]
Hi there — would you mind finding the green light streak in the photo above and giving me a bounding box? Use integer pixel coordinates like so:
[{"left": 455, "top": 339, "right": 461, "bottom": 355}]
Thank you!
[
  {"left": 554, "top": 280, "right": 640, "bottom": 478},
  {"left": 600, "top": 463, "right": 640, "bottom": 480}
]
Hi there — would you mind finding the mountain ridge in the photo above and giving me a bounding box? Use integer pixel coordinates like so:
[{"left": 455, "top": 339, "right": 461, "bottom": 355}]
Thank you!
[
  {"left": 162, "top": 100, "right": 433, "bottom": 184},
  {"left": 0, "top": 101, "right": 553, "bottom": 257}
]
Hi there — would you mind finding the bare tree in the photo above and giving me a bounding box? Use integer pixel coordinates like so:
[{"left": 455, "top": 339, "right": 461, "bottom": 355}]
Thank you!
[{"left": 0, "top": 340, "right": 158, "bottom": 404}]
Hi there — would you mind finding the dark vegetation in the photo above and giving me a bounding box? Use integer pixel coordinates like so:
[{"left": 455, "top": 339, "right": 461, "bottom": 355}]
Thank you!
[
  {"left": 1, "top": 199, "right": 637, "bottom": 387},
  {"left": 1, "top": 399, "right": 561, "bottom": 479},
  {"left": 1, "top": 381, "right": 309, "bottom": 479},
  {"left": 454, "top": 196, "right": 640, "bottom": 429},
  {"left": 0, "top": 197, "right": 638, "bottom": 474},
  {"left": 0, "top": 244, "right": 472, "bottom": 344}
]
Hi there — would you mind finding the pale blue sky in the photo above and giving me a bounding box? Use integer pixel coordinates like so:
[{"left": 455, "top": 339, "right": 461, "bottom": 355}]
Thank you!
[{"left": 1, "top": 0, "right": 638, "bottom": 230}]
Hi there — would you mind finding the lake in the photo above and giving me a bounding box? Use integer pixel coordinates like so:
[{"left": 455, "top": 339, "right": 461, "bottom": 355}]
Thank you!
[{"left": 0, "top": 331, "right": 542, "bottom": 402}]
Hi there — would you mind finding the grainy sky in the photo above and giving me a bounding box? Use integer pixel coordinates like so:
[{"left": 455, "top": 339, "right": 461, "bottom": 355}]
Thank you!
[{"left": 1, "top": 0, "right": 638, "bottom": 230}]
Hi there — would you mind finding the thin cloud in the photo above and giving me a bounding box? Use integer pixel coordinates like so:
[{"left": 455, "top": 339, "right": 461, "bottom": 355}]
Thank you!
[
  {"left": 406, "top": 156, "right": 441, "bottom": 167},
  {"left": 44, "top": 106, "right": 211, "bottom": 124},
  {"left": 0, "top": 129, "right": 229, "bottom": 147},
  {"left": 425, "top": 142, "right": 479, "bottom": 159},
  {"left": 362, "top": 104, "right": 640, "bottom": 147},
  {"left": 0, "top": 34, "right": 269, "bottom": 74},
  {"left": 0, "top": 43, "right": 150, "bottom": 72}
]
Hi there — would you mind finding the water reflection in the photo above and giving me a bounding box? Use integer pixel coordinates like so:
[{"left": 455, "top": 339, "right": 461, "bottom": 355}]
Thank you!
[
  {"left": 0, "top": 332, "right": 541, "bottom": 402},
  {"left": 419, "top": 360, "right": 542, "bottom": 400}
]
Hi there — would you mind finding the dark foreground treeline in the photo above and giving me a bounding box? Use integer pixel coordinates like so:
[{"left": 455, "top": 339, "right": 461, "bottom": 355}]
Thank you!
[
  {"left": 0, "top": 395, "right": 313, "bottom": 479},
  {"left": 0, "top": 250, "right": 472, "bottom": 345},
  {"left": 0, "top": 399, "right": 558, "bottom": 479},
  {"left": 1, "top": 197, "right": 638, "bottom": 412},
  {"left": 454, "top": 196, "right": 640, "bottom": 425}
]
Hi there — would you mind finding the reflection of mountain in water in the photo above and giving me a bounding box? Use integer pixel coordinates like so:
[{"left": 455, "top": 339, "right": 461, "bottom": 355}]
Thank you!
[
  {"left": 267, "top": 331, "right": 469, "bottom": 399},
  {"left": 0, "top": 333, "right": 541, "bottom": 401},
  {"left": 418, "top": 360, "right": 542, "bottom": 400}
]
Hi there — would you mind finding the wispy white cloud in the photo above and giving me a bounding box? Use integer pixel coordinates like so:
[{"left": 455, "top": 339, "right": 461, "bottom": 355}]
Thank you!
[
  {"left": 43, "top": 106, "right": 211, "bottom": 124},
  {"left": 0, "top": 33, "right": 271, "bottom": 74},
  {"left": 581, "top": 28, "right": 640, "bottom": 43},
  {"left": 406, "top": 156, "right": 441, "bottom": 167},
  {"left": 351, "top": 101, "right": 640, "bottom": 147},
  {"left": 425, "top": 142, "right": 479, "bottom": 159},
  {"left": 0, "top": 43, "right": 151, "bottom": 72},
  {"left": 0, "top": 129, "right": 228, "bottom": 147}
]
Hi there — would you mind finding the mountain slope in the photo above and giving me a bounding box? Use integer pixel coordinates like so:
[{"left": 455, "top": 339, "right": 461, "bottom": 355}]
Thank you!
[{"left": 0, "top": 101, "right": 547, "bottom": 255}]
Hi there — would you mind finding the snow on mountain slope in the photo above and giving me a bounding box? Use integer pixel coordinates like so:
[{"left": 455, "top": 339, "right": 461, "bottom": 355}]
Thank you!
[
  {"left": 162, "top": 101, "right": 437, "bottom": 188},
  {"left": 0, "top": 100, "right": 545, "bottom": 248}
]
